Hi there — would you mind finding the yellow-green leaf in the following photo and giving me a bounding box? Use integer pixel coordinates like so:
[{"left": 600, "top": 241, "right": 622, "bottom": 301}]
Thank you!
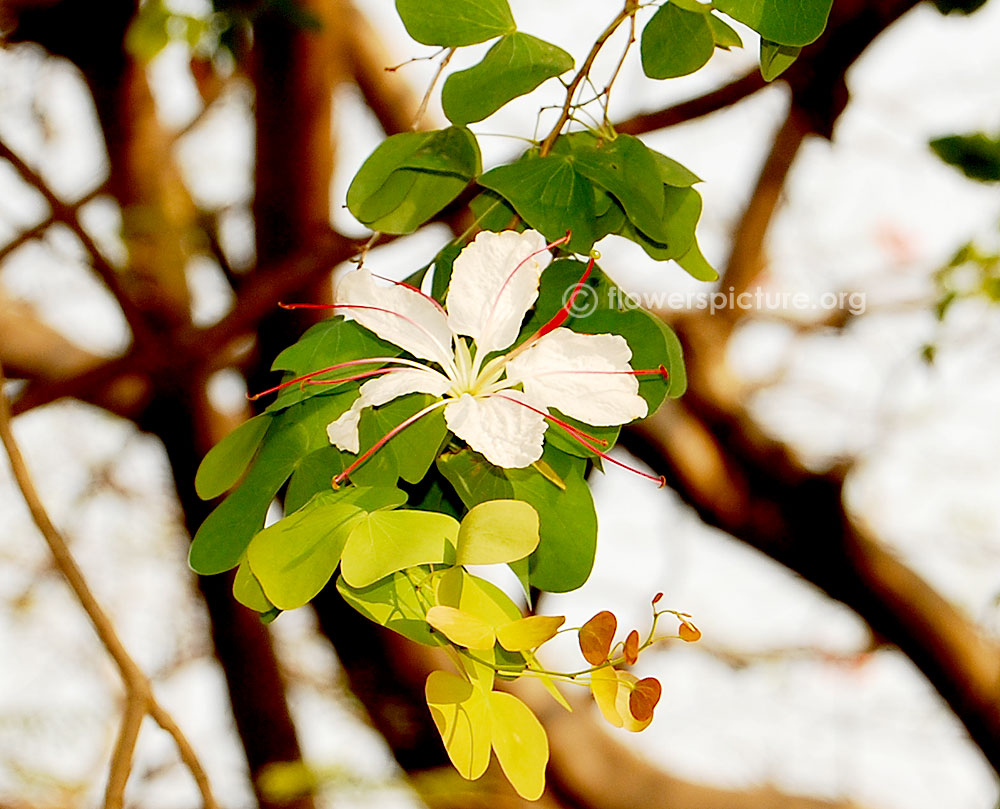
[
  {"left": 340, "top": 510, "right": 459, "bottom": 588},
  {"left": 233, "top": 558, "right": 273, "bottom": 613},
  {"left": 426, "top": 606, "right": 497, "bottom": 650},
  {"left": 426, "top": 671, "right": 491, "bottom": 780},
  {"left": 488, "top": 691, "right": 549, "bottom": 800},
  {"left": 456, "top": 499, "right": 540, "bottom": 565},
  {"left": 590, "top": 665, "right": 624, "bottom": 728},
  {"left": 496, "top": 615, "right": 565, "bottom": 652}
]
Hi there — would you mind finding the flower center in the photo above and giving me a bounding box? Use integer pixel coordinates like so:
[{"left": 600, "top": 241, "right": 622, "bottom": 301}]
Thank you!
[{"left": 447, "top": 338, "right": 512, "bottom": 398}]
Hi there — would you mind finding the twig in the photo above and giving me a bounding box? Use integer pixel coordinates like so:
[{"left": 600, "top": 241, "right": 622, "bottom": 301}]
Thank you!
[
  {"left": 0, "top": 358, "right": 219, "bottom": 809},
  {"left": 0, "top": 183, "right": 106, "bottom": 264},
  {"left": 412, "top": 47, "right": 455, "bottom": 130},
  {"left": 538, "top": 0, "right": 638, "bottom": 156}
]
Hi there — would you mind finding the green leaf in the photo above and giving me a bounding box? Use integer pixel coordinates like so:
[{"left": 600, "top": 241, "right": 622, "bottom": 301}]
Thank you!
[
  {"left": 347, "top": 127, "right": 481, "bottom": 234},
  {"left": 621, "top": 185, "right": 702, "bottom": 260},
  {"left": 284, "top": 446, "right": 346, "bottom": 513},
  {"left": 468, "top": 191, "right": 520, "bottom": 236},
  {"left": 195, "top": 414, "right": 271, "bottom": 500},
  {"left": 340, "top": 510, "right": 460, "bottom": 588},
  {"left": 271, "top": 318, "right": 400, "bottom": 377},
  {"left": 396, "top": 0, "right": 515, "bottom": 46},
  {"left": 456, "top": 500, "right": 540, "bottom": 565},
  {"left": 425, "top": 670, "right": 492, "bottom": 780},
  {"left": 641, "top": 2, "right": 715, "bottom": 79},
  {"left": 708, "top": 13, "right": 744, "bottom": 49},
  {"left": 442, "top": 33, "right": 573, "bottom": 125},
  {"left": 247, "top": 500, "right": 364, "bottom": 610},
  {"left": 759, "top": 39, "right": 800, "bottom": 81},
  {"left": 487, "top": 691, "right": 548, "bottom": 800},
  {"left": 714, "top": 0, "right": 833, "bottom": 46},
  {"left": 932, "top": 0, "right": 989, "bottom": 12},
  {"left": 652, "top": 150, "right": 702, "bottom": 187},
  {"left": 479, "top": 155, "right": 596, "bottom": 252},
  {"left": 189, "top": 393, "right": 355, "bottom": 575},
  {"left": 930, "top": 133, "right": 1000, "bottom": 182},
  {"left": 674, "top": 237, "right": 718, "bottom": 282},
  {"left": 570, "top": 135, "right": 666, "bottom": 240},
  {"left": 337, "top": 571, "right": 440, "bottom": 646},
  {"left": 233, "top": 558, "right": 274, "bottom": 613},
  {"left": 350, "top": 394, "right": 449, "bottom": 487}
]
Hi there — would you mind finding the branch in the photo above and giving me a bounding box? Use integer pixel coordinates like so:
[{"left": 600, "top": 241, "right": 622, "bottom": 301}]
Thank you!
[
  {"left": 614, "top": 69, "right": 768, "bottom": 135},
  {"left": 0, "top": 359, "right": 219, "bottom": 809},
  {"left": 0, "top": 139, "right": 154, "bottom": 344}
]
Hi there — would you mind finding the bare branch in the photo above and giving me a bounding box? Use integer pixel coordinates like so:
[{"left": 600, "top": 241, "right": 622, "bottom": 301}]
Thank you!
[{"left": 0, "top": 358, "right": 219, "bottom": 809}]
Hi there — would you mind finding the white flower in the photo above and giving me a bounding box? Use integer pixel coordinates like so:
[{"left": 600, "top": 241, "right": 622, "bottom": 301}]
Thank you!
[{"left": 324, "top": 229, "right": 649, "bottom": 473}]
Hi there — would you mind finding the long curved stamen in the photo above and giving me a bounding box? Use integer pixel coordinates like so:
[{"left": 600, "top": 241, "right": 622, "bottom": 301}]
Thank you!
[
  {"left": 283, "top": 301, "right": 457, "bottom": 378},
  {"left": 491, "top": 393, "right": 666, "bottom": 486},
  {"left": 333, "top": 398, "right": 450, "bottom": 487},
  {"left": 532, "top": 365, "right": 669, "bottom": 380},
  {"left": 490, "top": 393, "right": 609, "bottom": 447},
  {"left": 370, "top": 273, "right": 448, "bottom": 316},
  {"left": 247, "top": 357, "right": 440, "bottom": 401},
  {"left": 474, "top": 233, "right": 570, "bottom": 375}
]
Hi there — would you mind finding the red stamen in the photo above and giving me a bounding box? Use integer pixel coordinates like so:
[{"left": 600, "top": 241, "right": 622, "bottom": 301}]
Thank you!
[
  {"left": 246, "top": 358, "right": 411, "bottom": 401},
  {"left": 279, "top": 302, "right": 336, "bottom": 310},
  {"left": 491, "top": 394, "right": 609, "bottom": 447},
  {"left": 333, "top": 399, "right": 448, "bottom": 487},
  {"left": 370, "top": 272, "right": 448, "bottom": 316},
  {"left": 492, "top": 393, "right": 665, "bottom": 486},
  {"left": 481, "top": 232, "right": 571, "bottom": 341},
  {"left": 534, "top": 365, "right": 669, "bottom": 380},
  {"left": 518, "top": 255, "right": 595, "bottom": 347}
]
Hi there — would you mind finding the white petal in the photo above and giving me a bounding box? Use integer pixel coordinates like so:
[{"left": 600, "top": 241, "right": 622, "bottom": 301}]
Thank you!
[
  {"left": 337, "top": 268, "right": 454, "bottom": 367},
  {"left": 326, "top": 368, "right": 450, "bottom": 453},
  {"left": 444, "top": 392, "right": 547, "bottom": 468},
  {"left": 446, "top": 230, "right": 551, "bottom": 355},
  {"left": 505, "top": 328, "right": 648, "bottom": 426}
]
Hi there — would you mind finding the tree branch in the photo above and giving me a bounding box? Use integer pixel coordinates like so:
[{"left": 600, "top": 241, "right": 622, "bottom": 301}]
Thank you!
[{"left": 0, "top": 359, "right": 219, "bottom": 809}]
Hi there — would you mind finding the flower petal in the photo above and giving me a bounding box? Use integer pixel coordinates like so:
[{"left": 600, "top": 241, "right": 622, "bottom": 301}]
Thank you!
[
  {"left": 337, "top": 268, "right": 454, "bottom": 367},
  {"left": 446, "top": 230, "right": 551, "bottom": 355},
  {"left": 505, "top": 328, "right": 648, "bottom": 426},
  {"left": 444, "top": 392, "right": 547, "bottom": 468},
  {"left": 327, "top": 368, "right": 450, "bottom": 453}
]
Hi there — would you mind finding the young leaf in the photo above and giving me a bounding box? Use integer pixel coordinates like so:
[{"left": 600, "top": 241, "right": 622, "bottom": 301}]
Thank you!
[
  {"left": 442, "top": 32, "right": 573, "bottom": 125},
  {"left": 436, "top": 567, "right": 524, "bottom": 627},
  {"left": 615, "top": 671, "right": 654, "bottom": 731},
  {"left": 579, "top": 610, "right": 617, "bottom": 666},
  {"left": 759, "top": 39, "right": 800, "bottom": 81},
  {"left": 425, "top": 670, "right": 492, "bottom": 780},
  {"left": 628, "top": 676, "right": 662, "bottom": 722},
  {"left": 623, "top": 629, "right": 640, "bottom": 665},
  {"left": 641, "top": 2, "right": 715, "bottom": 79},
  {"left": 479, "top": 155, "right": 597, "bottom": 252},
  {"left": 195, "top": 414, "right": 271, "bottom": 500},
  {"left": 247, "top": 500, "right": 363, "bottom": 610},
  {"left": 340, "top": 509, "right": 460, "bottom": 588},
  {"left": 679, "top": 620, "right": 702, "bottom": 642},
  {"left": 496, "top": 615, "right": 565, "bottom": 652},
  {"left": 426, "top": 605, "right": 497, "bottom": 650},
  {"left": 714, "top": 0, "right": 833, "bottom": 46},
  {"left": 488, "top": 691, "right": 549, "bottom": 800},
  {"left": 456, "top": 499, "right": 540, "bottom": 565},
  {"left": 396, "top": 0, "right": 515, "bottom": 47},
  {"left": 337, "top": 572, "right": 439, "bottom": 646},
  {"left": 589, "top": 665, "right": 624, "bottom": 727},
  {"left": 233, "top": 558, "right": 274, "bottom": 613}
]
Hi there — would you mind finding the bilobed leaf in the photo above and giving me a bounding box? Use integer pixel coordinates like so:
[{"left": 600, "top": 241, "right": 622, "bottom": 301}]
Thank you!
[
  {"left": 270, "top": 318, "right": 399, "bottom": 382},
  {"left": 427, "top": 605, "right": 497, "bottom": 649},
  {"left": 714, "top": 0, "right": 833, "bottom": 46},
  {"left": 930, "top": 133, "right": 1000, "bottom": 182},
  {"left": 425, "top": 670, "right": 492, "bottom": 780},
  {"left": 284, "top": 447, "right": 345, "bottom": 512},
  {"left": 233, "top": 558, "right": 273, "bottom": 613},
  {"left": 247, "top": 499, "right": 363, "bottom": 610},
  {"left": 653, "top": 151, "right": 702, "bottom": 187},
  {"left": 496, "top": 615, "right": 565, "bottom": 652},
  {"left": 347, "top": 127, "right": 481, "bottom": 234},
  {"left": 488, "top": 691, "right": 548, "bottom": 800},
  {"left": 479, "top": 155, "right": 597, "bottom": 252},
  {"left": 674, "top": 237, "right": 718, "bottom": 282},
  {"left": 456, "top": 499, "right": 540, "bottom": 565},
  {"left": 396, "top": 0, "right": 515, "bottom": 46},
  {"left": 351, "top": 394, "right": 449, "bottom": 487},
  {"left": 621, "top": 184, "right": 702, "bottom": 259},
  {"left": 628, "top": 677, "right": 662, "bottom": 721},
  {"left": 189, "top": 393, "right": 356, "bottom": 575},
  {"left": 623, "top": 629, "right": 640, "bottom": 665},
  {"left": 436, "top": 567, "right": 524, "bottom": 627},
  {"left": 641, "top": 2, "right": 715, "bottom": 79},
  {"left": 442, "top": 33, "right": 573, "bottom": 125},
  {"left": 195, "top": 414, "right": 271, "bottom": 499},
  {"left": 340, "top": 509, "right": 460, "bottom": 588},
  {"left": 614, "top": 671, "right": 654, "bottom": 731},
  {"left": 579, "top": 610, "right": 617, "bottom": 666},
  {"left": 708, "top": 13, "right": 743, "bottom": 49},
  {"left": 336, "top": 572, "right": 439, "bottom": 646},
  {"left": 759, "top": 38, "right": 800, "bottom": 81},
  {"left": 589, "top": 665, "right": 624, "bottom": 727}
]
